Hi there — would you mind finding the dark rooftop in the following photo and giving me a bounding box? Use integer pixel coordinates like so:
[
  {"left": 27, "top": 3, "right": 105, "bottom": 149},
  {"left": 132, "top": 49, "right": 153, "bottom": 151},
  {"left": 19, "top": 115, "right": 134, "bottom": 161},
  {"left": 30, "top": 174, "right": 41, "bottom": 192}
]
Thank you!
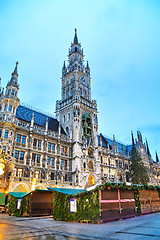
[{"left": 16, "top": 105, "right": 66, "bottom": 134}]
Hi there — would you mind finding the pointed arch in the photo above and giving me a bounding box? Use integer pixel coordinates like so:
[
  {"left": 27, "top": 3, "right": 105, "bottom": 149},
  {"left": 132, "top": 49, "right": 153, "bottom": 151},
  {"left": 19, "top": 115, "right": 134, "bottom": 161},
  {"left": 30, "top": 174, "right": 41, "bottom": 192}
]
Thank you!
[{"left": 12, "top": 183, "right": 29, "bottom": 193}]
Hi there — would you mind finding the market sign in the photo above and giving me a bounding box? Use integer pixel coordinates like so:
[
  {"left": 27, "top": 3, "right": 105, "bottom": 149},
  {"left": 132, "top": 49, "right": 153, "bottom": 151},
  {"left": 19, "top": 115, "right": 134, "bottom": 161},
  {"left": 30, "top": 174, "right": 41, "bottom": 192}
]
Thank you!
[{"left": 70, "top": 198, "right": 77, "bottom": 212}]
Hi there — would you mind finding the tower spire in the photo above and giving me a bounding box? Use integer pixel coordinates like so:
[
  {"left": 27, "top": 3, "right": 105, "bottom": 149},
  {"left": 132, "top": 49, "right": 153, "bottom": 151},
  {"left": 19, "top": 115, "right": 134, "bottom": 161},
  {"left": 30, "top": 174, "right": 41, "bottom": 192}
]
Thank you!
[
  {"left": 73, "top": 28, "right": 78, "bottom": 44},
  {"left": 8, "top": 61, "right": 19, "bottom": 87},
  {"left": 131, "top": 131, "right": 135, "bottom": 146},
  {"left": 146, "top": 139, "right": 151, "bottom": 156},
  {"left": 156, "top": 151, "right": 159, "bottom": 163}
]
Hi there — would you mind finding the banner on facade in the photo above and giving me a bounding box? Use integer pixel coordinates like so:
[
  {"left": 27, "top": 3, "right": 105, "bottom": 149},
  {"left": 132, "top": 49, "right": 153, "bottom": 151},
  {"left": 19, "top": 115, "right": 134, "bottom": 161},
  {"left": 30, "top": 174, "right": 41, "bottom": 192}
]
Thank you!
[
  {"left": 70, "top": 198, "right": 77, "bottom": 212},
  {"left": 17, "top": 199, "right": 21, "bottom": 209}
]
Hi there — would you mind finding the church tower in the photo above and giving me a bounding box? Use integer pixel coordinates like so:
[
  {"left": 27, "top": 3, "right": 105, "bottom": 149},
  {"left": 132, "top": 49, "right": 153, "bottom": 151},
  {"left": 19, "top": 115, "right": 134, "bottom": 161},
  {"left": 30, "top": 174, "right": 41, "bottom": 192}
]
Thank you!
[
  {"left": 56, "top": 29, "right": 101, "bottom": 187},
  {"left": 1, "top": 62, "right": 20, "bottom": 123}
]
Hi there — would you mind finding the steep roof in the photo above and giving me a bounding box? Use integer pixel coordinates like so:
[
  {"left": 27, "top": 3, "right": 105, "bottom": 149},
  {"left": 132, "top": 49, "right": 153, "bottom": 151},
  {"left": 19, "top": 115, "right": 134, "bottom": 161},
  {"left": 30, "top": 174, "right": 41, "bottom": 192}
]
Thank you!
[
  {"left": 98, "top": 134, "right": 132, "bottom": 155},
  {"left": 16, "top": 105, "right": 66, "bottom": 134}
]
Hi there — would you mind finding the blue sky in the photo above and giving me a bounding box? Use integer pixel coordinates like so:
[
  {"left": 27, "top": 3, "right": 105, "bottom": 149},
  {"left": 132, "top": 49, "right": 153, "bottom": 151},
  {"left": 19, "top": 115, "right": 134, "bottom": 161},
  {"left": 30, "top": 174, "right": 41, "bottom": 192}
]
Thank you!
[{"left": 0, "top": 0, "right": 160, "bottom": 159}]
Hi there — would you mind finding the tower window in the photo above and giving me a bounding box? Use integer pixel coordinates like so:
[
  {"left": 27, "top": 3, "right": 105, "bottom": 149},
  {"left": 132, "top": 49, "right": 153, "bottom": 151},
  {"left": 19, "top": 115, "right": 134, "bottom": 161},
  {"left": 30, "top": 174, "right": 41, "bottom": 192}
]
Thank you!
[
  {"left": 4, "top": 105, "right": 7, "bottom": 111},
  {"left": 8, "top": 89, "right": 11, "bottom": 95},
  {"left": 63, "top": 115, "right": 65, "bottom": 123},
  {"left": 11, "top": 90, "right": 14, "bottom": 95},
  {"left": 8, "top": 105, "right": 12, "bottom": 112},
  {"left": 4, "top": 130, "right": 8, "bottom": 138},
  {"left": 75, "top": 47, "right": 77, "bottom": 52},
  {"left": 68, "top": 113, "right": 70, "bottom": 121},
  {"left": 0, "top": 129, "right": 2, "bottom": 137}
]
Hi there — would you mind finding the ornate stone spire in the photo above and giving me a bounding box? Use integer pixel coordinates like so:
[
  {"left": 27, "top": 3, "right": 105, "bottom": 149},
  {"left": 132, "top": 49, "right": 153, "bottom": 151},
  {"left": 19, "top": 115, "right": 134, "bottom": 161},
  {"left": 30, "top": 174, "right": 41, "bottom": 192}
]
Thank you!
[
  {"left": 8, "top": 61, "right": 19, "bottom": 87},
  {"left": 74, "top": 28, "right": 78, "bottom": 44}
]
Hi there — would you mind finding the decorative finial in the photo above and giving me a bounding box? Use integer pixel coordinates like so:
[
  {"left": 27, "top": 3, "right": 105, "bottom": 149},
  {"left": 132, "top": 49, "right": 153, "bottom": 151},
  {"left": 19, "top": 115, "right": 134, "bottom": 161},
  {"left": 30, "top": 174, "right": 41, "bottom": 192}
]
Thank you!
[
  {"left": 74, "top": 28, "right": 78, "bottom": 44},
  {"left": 16, "top": 61, "right": 19, "bottom": 66}
]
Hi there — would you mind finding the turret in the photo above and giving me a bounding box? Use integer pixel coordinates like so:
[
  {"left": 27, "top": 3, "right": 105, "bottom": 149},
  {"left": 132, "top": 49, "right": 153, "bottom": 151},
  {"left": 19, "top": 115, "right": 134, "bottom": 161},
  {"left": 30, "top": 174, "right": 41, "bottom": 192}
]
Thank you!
[{"left": 1, "top": 62, "right": 20, "bottom": 123}]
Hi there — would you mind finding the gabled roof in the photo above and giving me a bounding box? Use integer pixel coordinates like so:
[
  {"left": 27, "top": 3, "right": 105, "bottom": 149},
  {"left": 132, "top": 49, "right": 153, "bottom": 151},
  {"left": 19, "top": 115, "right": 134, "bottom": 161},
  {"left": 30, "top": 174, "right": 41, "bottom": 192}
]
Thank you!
[
  {"left": 98, "top": 134, "right": 132, "bottom": 155},
  {"left": 9, "top": 192, "right": 29, "bottom": 198},
  {"left": 16, "top": 105, "right": 66, "bottom": 134},
  {"left": 48, "top": 187, "right": 86, "bottom": 196}
]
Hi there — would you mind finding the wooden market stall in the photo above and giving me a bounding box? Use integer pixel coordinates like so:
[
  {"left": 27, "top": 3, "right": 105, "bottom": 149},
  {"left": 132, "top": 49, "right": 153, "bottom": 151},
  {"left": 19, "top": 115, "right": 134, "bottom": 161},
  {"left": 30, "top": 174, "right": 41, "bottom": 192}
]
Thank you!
[
  {"left": 99, "top": 188, "right": 136, "bottom": 222},
  {"left": 8, "top": 189, "right": 53, "bottom": 217},
  {"left": 139, "top": 189, "right": 160, "bottom": 214},
  {"left": 49, "top": 183, "right": 160, "bottom": 223}
]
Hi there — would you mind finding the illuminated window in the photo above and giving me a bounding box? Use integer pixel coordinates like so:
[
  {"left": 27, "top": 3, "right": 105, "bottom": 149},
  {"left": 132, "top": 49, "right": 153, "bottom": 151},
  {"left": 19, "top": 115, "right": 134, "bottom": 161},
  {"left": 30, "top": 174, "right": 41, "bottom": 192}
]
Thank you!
[
  {"left": 18, "top": 169, "right": 22, "bottom": 178},
  {"left": 35, "top": 171, "right": 39, "bottom": 179}
]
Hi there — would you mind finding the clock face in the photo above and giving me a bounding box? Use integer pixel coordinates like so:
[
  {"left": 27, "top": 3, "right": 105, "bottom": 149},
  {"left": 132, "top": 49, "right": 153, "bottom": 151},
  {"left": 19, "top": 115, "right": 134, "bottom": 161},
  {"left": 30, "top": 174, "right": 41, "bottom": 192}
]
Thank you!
[{"left": 80, "top": 76, "right": 86, "bottom": 83}]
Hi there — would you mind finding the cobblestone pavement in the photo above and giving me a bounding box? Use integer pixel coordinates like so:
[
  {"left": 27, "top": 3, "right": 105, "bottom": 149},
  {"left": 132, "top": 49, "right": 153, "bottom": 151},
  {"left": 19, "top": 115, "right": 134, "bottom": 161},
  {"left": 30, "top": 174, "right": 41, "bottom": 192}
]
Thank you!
[{"left": 1, "top": 213, "right": 160, "bottom": 240}]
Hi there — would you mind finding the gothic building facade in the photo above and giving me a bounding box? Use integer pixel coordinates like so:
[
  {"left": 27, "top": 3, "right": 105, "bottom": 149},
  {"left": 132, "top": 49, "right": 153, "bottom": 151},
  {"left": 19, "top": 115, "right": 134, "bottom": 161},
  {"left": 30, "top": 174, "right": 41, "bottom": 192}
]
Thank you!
[{"left": 0, "top": 30, "right": 160, "bottom": 193}]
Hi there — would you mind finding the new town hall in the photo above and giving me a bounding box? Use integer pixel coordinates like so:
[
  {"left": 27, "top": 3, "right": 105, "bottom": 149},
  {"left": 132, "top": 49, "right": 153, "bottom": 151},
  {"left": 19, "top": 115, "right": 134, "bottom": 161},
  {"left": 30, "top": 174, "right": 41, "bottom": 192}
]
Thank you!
[{"left": 0, "top": 30, "right": 160, "bottom": 193}]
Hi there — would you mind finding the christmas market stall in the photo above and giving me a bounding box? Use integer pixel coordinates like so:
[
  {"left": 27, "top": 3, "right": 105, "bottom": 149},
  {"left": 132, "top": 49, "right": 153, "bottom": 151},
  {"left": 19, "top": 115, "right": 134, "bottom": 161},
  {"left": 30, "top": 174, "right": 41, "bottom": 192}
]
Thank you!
[
  {"left": 49, "top": 183, "right": 160, "bottom": 223},
  {"left": 8, "top": 189, "right": 53, "bottom": 217},
  {"left": 139, "top": 188, "right": 160, "bottom": 214}
]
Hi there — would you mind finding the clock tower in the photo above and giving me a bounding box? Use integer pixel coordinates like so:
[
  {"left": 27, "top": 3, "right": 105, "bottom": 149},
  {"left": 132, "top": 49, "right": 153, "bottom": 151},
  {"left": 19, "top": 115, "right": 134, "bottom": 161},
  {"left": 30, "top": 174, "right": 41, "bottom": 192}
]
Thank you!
[{"left": 56, "top": 29, "right": 101, "bottom": 187}]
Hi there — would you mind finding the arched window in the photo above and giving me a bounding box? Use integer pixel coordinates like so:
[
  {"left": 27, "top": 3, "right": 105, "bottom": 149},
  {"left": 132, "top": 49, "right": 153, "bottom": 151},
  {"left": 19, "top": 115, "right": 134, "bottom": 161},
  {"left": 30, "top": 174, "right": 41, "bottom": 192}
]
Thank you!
[
  {"left": 68, "top": 113, "right": 70, "bottom": 121},
  {"left": 83, "top": 162, "right": 86, "bottom": 169},
  {"left": 88, "top": 161, "right": 93, "bottom": 170},
  {"left": 63, "top": 115, "right": 65, "bottom": 123},
  {"left": 66, "top": 126, "right": 70, "bottom": 137}
]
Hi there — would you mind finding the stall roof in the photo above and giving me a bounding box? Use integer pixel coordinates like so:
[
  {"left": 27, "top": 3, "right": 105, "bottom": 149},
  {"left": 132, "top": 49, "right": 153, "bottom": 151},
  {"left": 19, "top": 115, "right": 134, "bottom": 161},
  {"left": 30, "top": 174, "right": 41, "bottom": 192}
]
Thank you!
[
  {"left": 0, "top": 193, "right": 5, "bottom": 205},
  {"left": 9, "top": 192, "right": 30, "bottom": 198},
  {"left": 9, "top": 189, "right": 52, "bottom": 199},
  {"left": 48, "top": 187, "right": 86, "bottom": 196}
]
